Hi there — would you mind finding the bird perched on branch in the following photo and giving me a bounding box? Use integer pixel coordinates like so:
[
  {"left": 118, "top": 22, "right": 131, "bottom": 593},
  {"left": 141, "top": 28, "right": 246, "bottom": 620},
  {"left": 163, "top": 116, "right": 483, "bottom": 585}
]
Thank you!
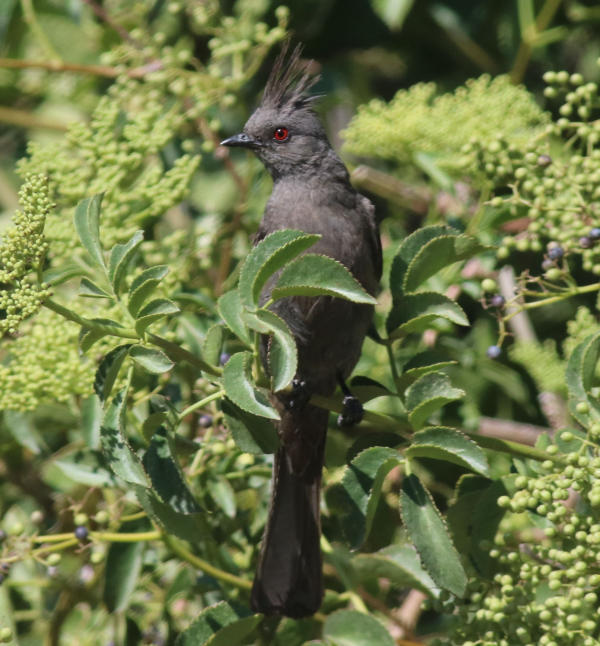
[{"left": 221, "top": 43, "right": 381, "bottom": 618}]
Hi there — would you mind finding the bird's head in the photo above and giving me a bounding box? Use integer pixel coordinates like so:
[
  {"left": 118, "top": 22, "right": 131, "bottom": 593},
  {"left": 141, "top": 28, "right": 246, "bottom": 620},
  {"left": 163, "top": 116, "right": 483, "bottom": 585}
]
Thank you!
[{"left": 221, "top": 43, "right": 329, "bottom": 179}]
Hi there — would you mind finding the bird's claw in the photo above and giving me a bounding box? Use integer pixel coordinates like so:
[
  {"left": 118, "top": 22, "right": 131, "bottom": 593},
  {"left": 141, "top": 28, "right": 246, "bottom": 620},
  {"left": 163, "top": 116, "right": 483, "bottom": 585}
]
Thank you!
[{"left": 337, "top": 394, "right": 364, "bottom": 427}]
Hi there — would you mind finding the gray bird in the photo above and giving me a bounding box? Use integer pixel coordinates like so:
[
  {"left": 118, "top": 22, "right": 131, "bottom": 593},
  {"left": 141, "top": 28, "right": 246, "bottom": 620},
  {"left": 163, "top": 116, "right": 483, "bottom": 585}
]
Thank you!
[{"left": 221, "top": 44, "right": 381, "bottom": 618}]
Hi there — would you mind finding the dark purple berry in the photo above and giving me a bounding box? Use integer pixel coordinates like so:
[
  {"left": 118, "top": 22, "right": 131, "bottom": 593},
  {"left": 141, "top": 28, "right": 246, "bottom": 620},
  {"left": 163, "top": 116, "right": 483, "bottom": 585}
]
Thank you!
[
  {"left": 219, "top": 352, "right": 231, "bottom": 366},
  {"left": 198, "top": 414, "right": 213, "bottom": 428},
  {"left": 490, "top": 294, "right": 505, "bottom": 308},
  {"left": 590, "top": 227, "right": 600, "bottom": 240},
  {"left": 486, "top": 345, "right": 501, "bottom": 359},
  {"left": 537, "top": 154, "right": 552, "bottom": 167},
  {"left": 547, "top": 246, "right": 564, "bottom": 261},
  {"left": 580, "top": 236, "right": 593, "bottom": 249},
  {"left": 74, "top": 526, "right": 88, "bottom": 541}
]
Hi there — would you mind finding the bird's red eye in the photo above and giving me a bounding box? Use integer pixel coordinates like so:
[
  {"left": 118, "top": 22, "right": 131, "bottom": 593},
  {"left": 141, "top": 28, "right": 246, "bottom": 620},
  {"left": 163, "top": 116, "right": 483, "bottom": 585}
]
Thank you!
[{"left": 273, "top": 127, "right": 289, "bottom": 141}]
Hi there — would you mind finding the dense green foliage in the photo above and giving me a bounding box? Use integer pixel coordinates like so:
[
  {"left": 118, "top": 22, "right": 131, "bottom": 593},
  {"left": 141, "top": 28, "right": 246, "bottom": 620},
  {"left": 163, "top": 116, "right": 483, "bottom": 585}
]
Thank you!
[{"left": 2, "top": 1, "right": 600, "bottom": 645}]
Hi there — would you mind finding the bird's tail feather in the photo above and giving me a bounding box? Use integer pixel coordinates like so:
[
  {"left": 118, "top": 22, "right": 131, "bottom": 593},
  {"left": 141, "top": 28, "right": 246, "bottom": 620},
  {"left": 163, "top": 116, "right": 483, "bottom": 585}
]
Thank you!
[{"left": 250, "top": 405, "right": 327, "bottom": 618}]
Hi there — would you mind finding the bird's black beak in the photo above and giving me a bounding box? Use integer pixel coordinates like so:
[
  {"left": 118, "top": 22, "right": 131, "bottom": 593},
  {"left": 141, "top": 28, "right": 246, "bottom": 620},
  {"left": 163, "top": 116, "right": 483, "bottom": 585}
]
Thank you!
[{"left": 220, "top": 132, "right": 261, "bottom": 149}]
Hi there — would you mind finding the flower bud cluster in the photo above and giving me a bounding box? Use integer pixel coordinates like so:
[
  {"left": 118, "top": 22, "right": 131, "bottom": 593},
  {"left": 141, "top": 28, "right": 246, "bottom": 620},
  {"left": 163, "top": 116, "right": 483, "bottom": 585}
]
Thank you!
[{"left": 0, "top": 174, "right": 51, "bottom": 336}]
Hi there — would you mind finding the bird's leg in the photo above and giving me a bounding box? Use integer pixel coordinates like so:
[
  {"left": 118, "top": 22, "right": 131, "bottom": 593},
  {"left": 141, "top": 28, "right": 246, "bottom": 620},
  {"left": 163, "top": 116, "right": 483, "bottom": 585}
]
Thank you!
[
  {"left": 336, "top": 374, "right": 364, "bottom": 427},
  {"left": 285, "top": 378, "right": 311, "bottom": 411}
]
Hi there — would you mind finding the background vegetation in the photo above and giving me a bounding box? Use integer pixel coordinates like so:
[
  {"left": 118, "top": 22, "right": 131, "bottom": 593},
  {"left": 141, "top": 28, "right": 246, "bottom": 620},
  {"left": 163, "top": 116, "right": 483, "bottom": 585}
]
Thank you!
[{"left": 1, "top": 1, "right": 600, "bottom": 644}]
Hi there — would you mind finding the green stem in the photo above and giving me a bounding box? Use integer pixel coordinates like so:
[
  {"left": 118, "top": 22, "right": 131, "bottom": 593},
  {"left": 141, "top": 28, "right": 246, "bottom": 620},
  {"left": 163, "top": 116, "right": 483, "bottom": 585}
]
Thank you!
[
  {"left": 510, "top": 0, "right": 564, "bottom": 84},
  {"left": 20, "top": 0, "right": 62, "bottom": 62},
  {"left": 465, "top": 430, "right": 564, "bottom": 464},
  {"left": 90, "top": 530, "right": 160, "bottom": 542},
  {"left": 164, "top": 535, "right": 252, "bottom": 590},
  {"left": 149, "top": 334, "right": 222, "bottom": 376},
  {"left": 178, "top": 390, "right": 225, "bottom": 422},
  {"left": 43, "top": 298, "right": 138, "bottom": 339}
]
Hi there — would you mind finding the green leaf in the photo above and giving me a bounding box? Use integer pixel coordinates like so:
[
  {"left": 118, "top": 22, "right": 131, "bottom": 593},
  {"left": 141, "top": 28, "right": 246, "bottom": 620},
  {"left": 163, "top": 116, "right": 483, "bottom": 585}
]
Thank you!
[
  {"left": 400, "top": 474, "right": 467, "bottom": 597},
  {"left": 43, "top": 263, "right": 85, "bottom": 286},
  {"left": 271, "top": 254, "right": 377, "bottom": 304},
  {"left": 207, "top": 476, "right": 237, "bottom": 518},
  {"left": 74, "top": 194, "right": 105, "bottom": 268},
  {"left": 81, "top": 394, "right": 102, "bottom": 449},
  {"left": 134, "top": 298, "right": 180, "bottom": 335},
  {"left": 414, "top": 151, "right": 453, "bottom": 190},
  {"left": 354, "top": 543, "right": 439, "bottom": 597},
  {"left": 405, "top": 372, "right": 465, "bottom": 430},
  {"left": 143, "top": 426, "right": 202, "bottom": 515},
  {"left": 175, "top": 601, "right": 261, "bottom": 646},
  {"left": 403, "top": 234, "right": 487, "bottom": 293},
  {"left": 108, "top": 230, "right": 144, "bottom": 294},
  {"left": 223, "top": 352, "right": 279, "bottom": 420},
  {"left": 390, "top": 226, "right": 454, "bottom": 299},
  {"left": 566, "top": 332, "right": 600, "bottom": 425},
  {"left": 221, "top": 399, "right": 279, "bottom": 454},
  {"left": 244, "top": 309, "right": 297, "bottom": 392},
  {"left": 128, "top": 265, "right": 169, "bottom": 317},
  {"left": 333, "top": 446, "right": 401, "bottom": 549},
  {"left": 103, "top": 520, "right": 147, "bottom": 613},
  {"left": 79, "top": 277, "right": 112, "bottom": 299},
  {"left": 238, "top": 230, "right": 320, "bottom": 308},
  {"left": 387, "top": 292, "right": 468, "bottom": 336},
  {"left": 134, "top": 486, "right": 206, "bottom": 542},
  {"left": 323, "top": 610, "right": 395, "bottom": 646},
  {"left": 129, "top": 346, "right": 174, "bottom": 374},
  {"left": 100, "top": 389, "right": 149, "bottom": 487},
  {"left": 217, "top": 290, "right": 251, "bottom": 346},
  {"left": 396, "top": 352, "right": 457, "bottom": 391},
  {"left": 3, "top": 411, "right": 45, "bottom": 454},
  {"left": 79, "top": 318, "right": 125, "bottom": 354},
  {"left": 94, "top": 344, "right": 131, "bottom": 402},
  {"left": 202, "top": 324, "right": 224, "bottom": 367},
  {"left": 407, "top": 426, "right": 489, "bottom": 476}
]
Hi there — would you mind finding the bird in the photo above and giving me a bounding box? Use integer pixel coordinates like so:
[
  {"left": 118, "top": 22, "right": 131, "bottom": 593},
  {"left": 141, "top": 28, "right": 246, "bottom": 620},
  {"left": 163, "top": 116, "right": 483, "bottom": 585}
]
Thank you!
[{"left": 221, "top": 43, "right": 382, "bottom": 619}]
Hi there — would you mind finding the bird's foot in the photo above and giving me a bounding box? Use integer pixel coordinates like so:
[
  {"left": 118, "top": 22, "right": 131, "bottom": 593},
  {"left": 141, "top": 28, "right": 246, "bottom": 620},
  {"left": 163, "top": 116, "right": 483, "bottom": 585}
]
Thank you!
[
  {"left": 285, "top": 378, "right": 310, "bottom": 411},
  {"left": 337, "top": 394, "right": 364, "bottom": 427}
]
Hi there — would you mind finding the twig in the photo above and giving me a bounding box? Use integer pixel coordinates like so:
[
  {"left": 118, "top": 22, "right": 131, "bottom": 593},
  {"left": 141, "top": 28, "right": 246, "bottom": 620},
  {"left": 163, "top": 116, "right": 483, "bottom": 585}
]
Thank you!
[
  {"left": 0, "top": 106, "right": 68, "bottom": 131},
  {"left": 478, "top": 416, "right": 550, "bottom": 446},
  {"left": 80, "top": 0, "right": 140, "bottom": 46}
]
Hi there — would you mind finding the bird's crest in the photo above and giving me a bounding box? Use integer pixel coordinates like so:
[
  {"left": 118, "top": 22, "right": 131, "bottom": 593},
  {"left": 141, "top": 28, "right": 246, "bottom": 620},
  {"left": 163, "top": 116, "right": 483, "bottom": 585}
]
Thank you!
[{"left": 261, "top": 42, "right": 320, "bottom": 112}]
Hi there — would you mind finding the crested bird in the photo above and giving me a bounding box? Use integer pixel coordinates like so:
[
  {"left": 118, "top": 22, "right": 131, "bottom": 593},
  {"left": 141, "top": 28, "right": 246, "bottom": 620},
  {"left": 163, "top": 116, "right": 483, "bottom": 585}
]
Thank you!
[{"left": 221, "top": 43, "right": 381, "bottom": 618}]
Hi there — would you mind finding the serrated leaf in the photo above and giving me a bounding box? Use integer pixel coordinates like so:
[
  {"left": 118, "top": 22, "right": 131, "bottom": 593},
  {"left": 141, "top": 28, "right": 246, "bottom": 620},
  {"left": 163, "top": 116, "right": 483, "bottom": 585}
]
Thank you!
[
  {"left": 396, "top": 352, "right": 457, "bottom": 391},
  {"left": 217, "top": 290, "right": 251, "bottom": 346},
  {"left": 100, "top": 389, "right": 149, "bottom": 487},
  {"left": 134, "top": 485, "right": 206, "bottom": 543},
  {"left": 390, "top": 226, "right": 454, "bottom": 300},
  {"left": 407, "top": 426, "right": 489, "bottom": 476},
  {"left": 387, "top": 292, "right": 468, "bottom": 337},
  {"left": 348, "top": 376, "right": 393, "bottom": 402},
  {"left": 333, "top": 446, "right": 401, "bottom": 549},
  {"left": 74, "top": 194, "right": 105, "bottom": 268},
  {"left": 323, "top": 610, "right": 395, "bottom": 646},
  {"left": 94, "top": 344, "right": 131, "bottom": 402},
  {"left": 79, "top": 318, "right": 125, "bottom": 354},
  {"left": 271, "top": 254, "right": 377, "bottom": 304},
  {"left": 79, "top": 277, "right": 112, "bottom": 299},
  {"left": 223, "top": 352, "right": 279, "bottom": 420},
  {"left": 130, "top": 346, "right": 174, "bottom": 374},
  {"left": 354, "top": 544, "right": 439, "bottom": 597},
  {"left": 565, "top": 332, "right": 600, "bottom": 426},
  {"left": 134, "top": 298, "right": 180, "bottom": 335},
  {"left": 221, "top": 399, "right": 279, "bottom": 454},
  {"left": 403, "top": 234, "right": 487, "bottom": 293},
  {"left": 81, "top": 394, "right": 102, "bottom": 449},
  {"left": 128, "top": 265, "right": 169, "bottom": 317},
  {"left": 103, "top": 520, "right": 146, "bottom": 613},
  {"left": 405, "top": 372, "right": 465, "bottom": 430},
  {"left": 203, "top": 324, "right": 224, "bottom": 366},
  {"left": 43, "top": 263, "right": 85, "bottom": 286},
  {"left": 51, "top": 458, "right": 114, "bottom": 488},
  {"left": 400, "top": 474, "right": 467, "bottom": 597},
  {"left": 108, "top": 230, "right": 144, "bottom": 294},
  {"left": 244, "top": 309, "right": 297, "bottom": 392},
  {"left": 175, "top": 602, "right": 260, "bottom": 646},
  {"left": 142, "top": 427, "right": 202, "bottom": 514},
  {"left": 238, "top": 230, "right": 320, "bottom": 308}
]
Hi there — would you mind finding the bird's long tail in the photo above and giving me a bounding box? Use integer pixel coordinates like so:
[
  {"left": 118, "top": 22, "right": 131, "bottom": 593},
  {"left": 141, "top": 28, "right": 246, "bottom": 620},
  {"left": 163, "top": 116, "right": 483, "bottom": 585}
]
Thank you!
[{"left": 250, "top": 404, "right": 328, "bottom": 618}]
